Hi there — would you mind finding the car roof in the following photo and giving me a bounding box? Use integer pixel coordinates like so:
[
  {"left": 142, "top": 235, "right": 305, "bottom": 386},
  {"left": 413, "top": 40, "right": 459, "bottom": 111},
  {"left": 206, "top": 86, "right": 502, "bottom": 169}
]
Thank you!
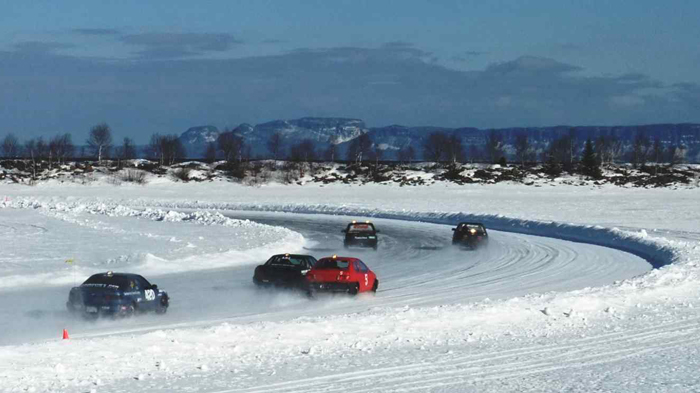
[
  {"left": 457, "top": 222, "right": 485, "bottom": 226},
  {"left": 90, "top": 272, "right": 143, "bottom": 279},
  {"left": 271, "top": 254, "right": 314, "bottom": 258},
  {"left": 317, "top": 256, "right": 361, "bottom": 262}
]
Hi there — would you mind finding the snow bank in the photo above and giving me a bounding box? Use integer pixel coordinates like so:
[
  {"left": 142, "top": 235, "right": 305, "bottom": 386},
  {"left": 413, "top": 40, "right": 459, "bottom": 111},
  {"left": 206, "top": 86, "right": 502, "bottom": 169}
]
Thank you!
[{"left": 0, "top": 198, "right": 306, "bottom": 290}]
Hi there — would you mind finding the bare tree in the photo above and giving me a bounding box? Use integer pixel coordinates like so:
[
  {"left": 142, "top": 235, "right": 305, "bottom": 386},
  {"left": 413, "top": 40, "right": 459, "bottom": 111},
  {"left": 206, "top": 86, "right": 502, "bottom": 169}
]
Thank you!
[
  {"left": 1, "top": 134, "right": 20, "bottom": 158},
  {"left": 651, "top": 137, "right": 663, "bottom": 175},
  {"left": 148, "top": 133, "right": 165, "bottom": 165},
  {"left": 115, "top": 137, "right": 136, "bottom": 168},
  {"left": 120, "top": 137, "right": 137, "bottom": 160},
  {"left": 423, "top": 132, "right": 448, "bottom": 163},
  {"left": 49, "top": 133, "right": 74, "bottom": 166},
  {"left": 397, "top": 145, "right": 416, "bottom": 164},
  {"left": 446, "top": 133, "right": 465, "bottom": 164},
  {"left": 23, "top": 139, "right": 38, "bottom": 178},
  {"left": 161, "top": 135, "right": 185, "bottom": 165},
  {"left": 514, "top": 133, "right": 531, "bottom": 167},
  {"left": 87, "top": 123, "right": 113, "bottom": 164},
  {"left": 325, "top": 135, "right": 341, "bottom": 163},
  {"left": 266, "top": 132, "right": 283, "bottom": 162},
  {"left": 148, "top": 134, "right": 184, "bottom": 165},
  {"left": 204, "top": 142, "right": 217, "bottom": 163},
  {"left": 668, "top": 145, "right": 687, "bottom": 167},
  {"left": 289, "top": 139, "right": 316, "bottom": 177},
  {"left": 35, "top": 137, "right": 48, "bottom": 161},
  {"left": 631, "top": 131, "right": 651, "bottom": 168},
  {"left": 217, "top": 131, "right": 245, "bottom": 163},
  {"left": 346, "top": 133, "right": 372, "bottom": 164},
  {"left": 485, "top": 130, "right": 505, "bottom": 164}
]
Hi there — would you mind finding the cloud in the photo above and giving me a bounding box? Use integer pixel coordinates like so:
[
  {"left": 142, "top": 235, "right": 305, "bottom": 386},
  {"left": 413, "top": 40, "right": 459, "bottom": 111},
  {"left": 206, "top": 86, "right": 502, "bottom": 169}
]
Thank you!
[
  {"left": 451, "top": 50, "right": 488, "bottom": 62},
  {"left": 12, "top": 41, "right": 75, "bottom": 54},
  {"left": 119, "top": 32, "right": 242, "bottom": 59},
  {"left": 73, "top": 28, "right": 121, "bottom": 36},
  {"left": 0, "top": 43, "right": 698, "bottom": 141},
  {"left": 484, "top": 56, "right": 582, "bottom": 75}
]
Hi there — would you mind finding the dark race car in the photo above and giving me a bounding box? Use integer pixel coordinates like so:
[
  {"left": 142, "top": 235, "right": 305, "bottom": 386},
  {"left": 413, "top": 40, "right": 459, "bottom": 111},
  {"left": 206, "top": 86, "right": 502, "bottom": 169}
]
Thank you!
[
  {"left": 253, "top": 253, "right": 317, "bottom": 289},
  {"left": 452, "top": 222, "right": 489, "bottom": 249},
  {"left": 66, "top": 271, "right": 169, "bottom": 318},
  {"left": 306, "top": 255, "right": 378, "bottom": 296},
  {"left": 342, "top": 221, "right": 379, "bottom": 250}
]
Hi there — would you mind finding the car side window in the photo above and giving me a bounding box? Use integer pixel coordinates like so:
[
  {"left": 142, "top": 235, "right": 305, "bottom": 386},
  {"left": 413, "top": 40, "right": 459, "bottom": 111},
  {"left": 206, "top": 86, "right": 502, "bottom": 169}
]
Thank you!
[
  {"left": 136, "top": 276, "right": 151, "bottom": 289},
  {"left": 356, "top": 261, "right": 368, "bottom": 273}
]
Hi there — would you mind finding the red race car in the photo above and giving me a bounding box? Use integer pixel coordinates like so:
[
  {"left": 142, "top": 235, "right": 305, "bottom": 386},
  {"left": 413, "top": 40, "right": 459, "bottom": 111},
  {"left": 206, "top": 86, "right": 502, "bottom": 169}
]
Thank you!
[{"left": 306, "top": 255, "right": 378, "bottom": 295}]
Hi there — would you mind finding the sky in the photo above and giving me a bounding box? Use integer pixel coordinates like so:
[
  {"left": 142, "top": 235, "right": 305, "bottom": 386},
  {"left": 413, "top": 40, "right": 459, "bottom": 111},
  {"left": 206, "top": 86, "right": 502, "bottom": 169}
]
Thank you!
[{"left": 1, "top": 0, "right": 699, "bottom": 143}]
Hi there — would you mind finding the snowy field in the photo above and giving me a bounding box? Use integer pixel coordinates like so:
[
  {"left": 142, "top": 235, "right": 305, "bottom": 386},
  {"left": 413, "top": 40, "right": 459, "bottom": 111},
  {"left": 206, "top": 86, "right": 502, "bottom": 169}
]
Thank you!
[{"left": 1, "top": 176, "right": 699, "bottom": 392}]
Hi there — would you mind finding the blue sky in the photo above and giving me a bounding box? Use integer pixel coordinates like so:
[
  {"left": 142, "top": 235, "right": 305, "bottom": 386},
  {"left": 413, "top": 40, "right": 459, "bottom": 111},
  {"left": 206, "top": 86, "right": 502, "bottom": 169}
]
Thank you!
[{"left": 1, "top": 1, "right": 699, "bottom": 142}]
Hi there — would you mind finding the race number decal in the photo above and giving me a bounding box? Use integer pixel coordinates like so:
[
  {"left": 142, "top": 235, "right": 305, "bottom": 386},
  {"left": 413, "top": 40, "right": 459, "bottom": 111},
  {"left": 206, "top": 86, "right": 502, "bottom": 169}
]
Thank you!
[
  {"left": 144, "top": 289, "right": 156, "bottom": 301},
  {"left": 364, "top": 274, "right": 368, "bottom": 287}
]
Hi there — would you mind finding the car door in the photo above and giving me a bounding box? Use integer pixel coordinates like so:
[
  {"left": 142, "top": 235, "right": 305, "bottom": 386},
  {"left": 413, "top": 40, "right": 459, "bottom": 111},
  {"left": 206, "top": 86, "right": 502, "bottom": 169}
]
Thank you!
[
  {"left": 353, "top": 261, "right": 369, "bottom": 291},
  {"left": 357, "top": 260, "right": 374, "bottom": 290},
  {"left": 137, "top": 275, "right": 157, "bottom": 311}
]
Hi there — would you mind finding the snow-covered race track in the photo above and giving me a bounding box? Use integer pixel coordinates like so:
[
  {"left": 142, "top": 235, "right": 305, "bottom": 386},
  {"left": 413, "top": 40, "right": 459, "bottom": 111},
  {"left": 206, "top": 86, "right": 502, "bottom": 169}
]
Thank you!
[
  {"left": 0, "top": 210, "right": 648, "bottom": 346},
  {"left": 0, "top": 205, "right": 662, "bottom": 392}
]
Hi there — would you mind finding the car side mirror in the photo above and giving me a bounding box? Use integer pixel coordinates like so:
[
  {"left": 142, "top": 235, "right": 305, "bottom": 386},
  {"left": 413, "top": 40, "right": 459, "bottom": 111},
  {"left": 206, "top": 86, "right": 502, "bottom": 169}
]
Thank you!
[{"left": 452, "top": 228, "right": 456, "bottom": 231}]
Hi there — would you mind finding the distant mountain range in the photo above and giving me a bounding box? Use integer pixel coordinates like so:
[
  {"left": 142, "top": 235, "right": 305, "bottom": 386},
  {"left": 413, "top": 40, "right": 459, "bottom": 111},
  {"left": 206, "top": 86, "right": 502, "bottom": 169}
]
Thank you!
[{"left": 179, "top": 118, "right": 700, "bottom": 162}]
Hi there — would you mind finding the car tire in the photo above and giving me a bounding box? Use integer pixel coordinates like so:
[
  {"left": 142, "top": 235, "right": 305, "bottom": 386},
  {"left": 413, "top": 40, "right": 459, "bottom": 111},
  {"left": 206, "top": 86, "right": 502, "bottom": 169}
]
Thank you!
[
  {"left": 371, "top": 280, "right": 378, "bottom": 293},
  {"left": 156, "top": 297, "right": 168, "bottom": 314},
  {"left": 122, "top": 303, "right": 136, "bottom": 318},
  {"left": 348, "top": 283, "right": 359, "bottom": 296}
]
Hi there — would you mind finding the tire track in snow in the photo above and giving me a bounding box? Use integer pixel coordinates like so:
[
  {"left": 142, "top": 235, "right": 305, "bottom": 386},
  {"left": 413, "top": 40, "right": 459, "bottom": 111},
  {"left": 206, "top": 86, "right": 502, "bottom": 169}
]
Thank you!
[{"left": 225, "top": 318, "right": 700, "bottom": 393}]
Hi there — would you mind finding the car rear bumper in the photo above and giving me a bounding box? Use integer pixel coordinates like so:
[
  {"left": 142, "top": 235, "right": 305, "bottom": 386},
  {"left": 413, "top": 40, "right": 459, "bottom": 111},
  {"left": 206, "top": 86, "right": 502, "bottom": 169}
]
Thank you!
[
  {"left": 67, "top": 302, "right": 130, "bottom": 316},
  {"left": 307, "top": 282, "right": 354, "bottom": 293},
  {"left": 253, "top": 277, "right": 308, "bottom": 289}
]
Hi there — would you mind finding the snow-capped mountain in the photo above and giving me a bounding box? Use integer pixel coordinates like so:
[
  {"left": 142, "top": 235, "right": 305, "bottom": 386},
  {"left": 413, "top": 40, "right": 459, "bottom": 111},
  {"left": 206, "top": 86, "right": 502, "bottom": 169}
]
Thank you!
[
  {"left": 181, "top": 118, "right": 368, "bottom": 158},
  {"left": 180, "top": 126, "right": 220, "bottom": 145},
  {"left": 180, "top": 119, "right": 700, "bottom": 161}
]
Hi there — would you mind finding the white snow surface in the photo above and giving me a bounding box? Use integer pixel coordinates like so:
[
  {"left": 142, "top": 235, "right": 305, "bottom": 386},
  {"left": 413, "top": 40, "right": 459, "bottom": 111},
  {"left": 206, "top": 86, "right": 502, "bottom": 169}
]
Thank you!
[{"left": 0, "top": 179, "right": 699, "bottom": 392}]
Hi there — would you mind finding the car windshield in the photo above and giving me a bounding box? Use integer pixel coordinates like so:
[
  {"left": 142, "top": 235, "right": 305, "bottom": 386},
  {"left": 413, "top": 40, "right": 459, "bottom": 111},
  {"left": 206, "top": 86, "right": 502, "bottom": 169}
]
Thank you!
[
  {"left": 348, "top": 223, "right": 375, "bottom": 233},
  {"left": 314, "top": 259, "right": 350, "bottom": 270},
  {"left": 268, "top": 255, "right": 308, "bottom": 267},
  {"left": 82, "top": 274, "right": 130, "bottom": 290}
]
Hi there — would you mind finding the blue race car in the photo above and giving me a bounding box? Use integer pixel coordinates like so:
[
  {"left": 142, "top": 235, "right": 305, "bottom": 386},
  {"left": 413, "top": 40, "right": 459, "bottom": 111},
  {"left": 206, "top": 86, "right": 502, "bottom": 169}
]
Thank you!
[{"left": 66, "top": 271, "right": 169, "bottom": 318}]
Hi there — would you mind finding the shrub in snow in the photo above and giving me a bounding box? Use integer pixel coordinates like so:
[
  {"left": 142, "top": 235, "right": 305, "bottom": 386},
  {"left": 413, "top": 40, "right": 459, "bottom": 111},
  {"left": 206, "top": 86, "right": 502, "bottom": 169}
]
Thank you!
[
  {"left": 170, "top": 167, "right": 191, "bottom": 182},
  {"left": 119, "top": 169, "right": 148, "bottom": 185}
]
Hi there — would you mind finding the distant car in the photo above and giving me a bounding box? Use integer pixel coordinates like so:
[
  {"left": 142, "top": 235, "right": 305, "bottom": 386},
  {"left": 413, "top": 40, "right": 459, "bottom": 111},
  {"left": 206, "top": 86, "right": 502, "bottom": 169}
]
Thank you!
[
  {"left": 342, "top": 221, "right": 379, "bottom": 250},
  {"left": 452, "top": 222, "right": 489, "bottom": 249},
  {"left": 253, "top": 253, "right": 317, "bottom": 289},
  {"left": 66, "top": 271, "right": 169, "bottom": 318},
  {"left": 306, "top": 255, "right": 378, "bottom": 295}
]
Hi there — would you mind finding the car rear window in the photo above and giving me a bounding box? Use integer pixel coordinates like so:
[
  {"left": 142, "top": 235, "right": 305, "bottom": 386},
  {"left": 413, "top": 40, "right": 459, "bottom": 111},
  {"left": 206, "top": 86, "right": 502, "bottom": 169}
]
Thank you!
[
  {"left": 268, "top": 255, "right": 307, "bottom": 267},
  {"left": 314, "top": 259, "right": 350, "bottom": 270},
  {"left": 461, "top": 224, "right": 485, "bottom": 234},
  {"left": 82, "top": 274, "right": 129, "bottom": 290},
  {"left": 348, "top": 224, "right": 375, "bottom": 233}
]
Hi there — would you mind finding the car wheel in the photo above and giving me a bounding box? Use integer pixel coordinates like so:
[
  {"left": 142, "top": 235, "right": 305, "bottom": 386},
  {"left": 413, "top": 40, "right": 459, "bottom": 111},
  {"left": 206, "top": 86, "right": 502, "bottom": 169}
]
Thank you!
[
  {"left": 155, "top": 297, "right": 168, "bottom": 314},
  {"left": 121, "top": 303, "right": 136, "bottom": 318},
  {"left": 348, "top": 283, "right": 359, "bottom": 296},
  {"left": 371, "top": 280, "right": 378, "bottom": 293}
]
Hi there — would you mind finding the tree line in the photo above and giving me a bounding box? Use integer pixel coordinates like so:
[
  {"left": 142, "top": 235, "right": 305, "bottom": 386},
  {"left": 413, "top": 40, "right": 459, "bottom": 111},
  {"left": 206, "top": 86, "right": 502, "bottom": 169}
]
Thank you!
[{"left": 1, "top": 124, "right": 692, "bottom": 172}]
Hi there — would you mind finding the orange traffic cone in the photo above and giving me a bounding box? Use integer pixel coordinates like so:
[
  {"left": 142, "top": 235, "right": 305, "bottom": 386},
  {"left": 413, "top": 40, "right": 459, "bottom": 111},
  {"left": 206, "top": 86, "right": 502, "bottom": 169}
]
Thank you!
[{"left": 62, "top": 329, "right": 69, "bottom": 340}]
